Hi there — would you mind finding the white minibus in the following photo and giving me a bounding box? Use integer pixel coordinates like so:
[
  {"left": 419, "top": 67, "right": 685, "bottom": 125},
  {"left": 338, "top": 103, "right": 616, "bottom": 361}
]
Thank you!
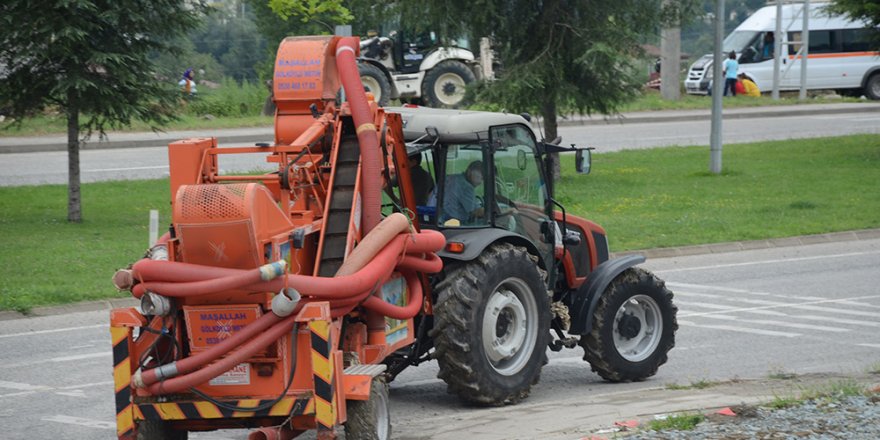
[{"left": 684, "top": 2, "right": 880, "bottom": 99}]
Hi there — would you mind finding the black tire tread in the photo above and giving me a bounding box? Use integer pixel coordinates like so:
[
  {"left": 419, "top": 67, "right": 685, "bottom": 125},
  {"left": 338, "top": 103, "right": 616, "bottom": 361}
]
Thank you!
[
  {"left": 137, "top": 420, "right": 187, "bottom": 440},
  {"left": 344, "top": 377, "right": 390, "bottom": 440},
  {"left": 421, "top": 60, "right": 475, "bottom": 109},
  {"left": 431, "top": 243, "right": 549, "bottom": 406},
  {"left": 580, "top": 267, "right": 677, "bottom": 382},
  {"left": 359, "top": 63, "right": 392, "bottom": 107}
]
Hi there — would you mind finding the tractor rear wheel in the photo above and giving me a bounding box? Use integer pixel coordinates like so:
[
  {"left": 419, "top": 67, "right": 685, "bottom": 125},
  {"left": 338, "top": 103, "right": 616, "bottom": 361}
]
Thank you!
[
  {"left": 431, "top": 243, "right": 550, "bottom": 405},
  {"left": 580, "top": 267, "right": 677, "bottom": 382},
  {"left": 344, "top": 377, "right": 391, "bottom": 440},
  {"left": 137, "top": 420, "right": 187, "bottom": 440}
]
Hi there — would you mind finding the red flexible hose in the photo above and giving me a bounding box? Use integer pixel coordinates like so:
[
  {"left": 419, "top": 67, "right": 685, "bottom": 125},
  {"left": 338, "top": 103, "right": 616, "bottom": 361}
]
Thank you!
[
  {"left": 336, "top": 36, "right": 382, "bottom": 234},
  {"left": 148, "top": 316, "right": 297, "bottom": 395},
  {"left": 139, "top": 312, "right": 283, "bottom": 388}
]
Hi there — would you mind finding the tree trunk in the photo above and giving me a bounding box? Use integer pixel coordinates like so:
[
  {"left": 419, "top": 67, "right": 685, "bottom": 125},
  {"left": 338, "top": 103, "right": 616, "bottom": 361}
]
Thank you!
[
  {"left": 67, "top": 92, "right": 82, "bottom": 223},
  {"left": 541, "top": 98, "right": 561, "bottom": 181}
]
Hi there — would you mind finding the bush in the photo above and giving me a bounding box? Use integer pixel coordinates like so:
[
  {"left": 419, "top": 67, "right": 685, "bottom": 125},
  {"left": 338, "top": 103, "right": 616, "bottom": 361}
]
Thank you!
[{"left": 185, "top": 78, "right": 268, "bottom": 117}]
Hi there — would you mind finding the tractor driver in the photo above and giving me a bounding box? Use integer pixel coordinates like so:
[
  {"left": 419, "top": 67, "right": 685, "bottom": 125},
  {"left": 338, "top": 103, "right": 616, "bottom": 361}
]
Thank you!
[{"left": 442, "top": 160, "right": 484, "bottom": 225}]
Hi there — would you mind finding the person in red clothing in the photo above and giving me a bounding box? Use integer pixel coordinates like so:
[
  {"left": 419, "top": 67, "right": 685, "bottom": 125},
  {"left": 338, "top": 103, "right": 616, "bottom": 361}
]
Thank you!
[{"left": 735, "top": 78, "right": 746, "bottom": 96}]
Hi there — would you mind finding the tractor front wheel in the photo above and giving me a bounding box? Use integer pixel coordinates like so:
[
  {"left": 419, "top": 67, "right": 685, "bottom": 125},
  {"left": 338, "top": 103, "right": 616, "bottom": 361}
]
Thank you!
[
  {"left": 431, "top": 243, "right": 550, "bottom": 405},
  {"left": 344, "top": 377, "right": 391, "bottom": 440},
  {"left": 580, "top": 267, "right": 677, "bottom": 382}
]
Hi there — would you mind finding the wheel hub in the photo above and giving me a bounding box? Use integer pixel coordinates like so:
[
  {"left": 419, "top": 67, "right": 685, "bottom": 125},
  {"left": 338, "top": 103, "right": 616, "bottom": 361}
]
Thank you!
[
  {"left": 612, "top": 295, "right": 663, "bottom": 362},
  {"left": 481, "top": 278, "right": 538, "bottom": 376},
  {"left": 618, "top": 313, "right": 642, "bottom": 339}
]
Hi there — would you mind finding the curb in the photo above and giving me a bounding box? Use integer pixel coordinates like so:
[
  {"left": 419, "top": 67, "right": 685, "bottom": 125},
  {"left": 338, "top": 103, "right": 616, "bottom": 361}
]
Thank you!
[
  {"left": 3, "top": 228, "right": 878, "bottom": 322},
  {"left": 554, "top": 103, "right": 880, "bottom": 127},
  {"left": 613, "top": 228, "right": 880, "bottom": 260}
]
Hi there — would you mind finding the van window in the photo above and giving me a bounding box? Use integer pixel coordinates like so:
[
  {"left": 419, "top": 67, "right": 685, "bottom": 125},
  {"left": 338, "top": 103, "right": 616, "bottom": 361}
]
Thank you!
[
  {"left": 789, "top": 30, "right": 837, "bottom": 55},
  {"left": 841, "top": 28, "right": 872, "bottom": 52}
]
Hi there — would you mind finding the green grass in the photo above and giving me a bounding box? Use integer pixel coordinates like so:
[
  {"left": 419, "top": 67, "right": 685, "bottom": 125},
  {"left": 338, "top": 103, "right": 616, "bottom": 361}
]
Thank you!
[
  {"left": 765, "top": 379, "right": 868, "bottom": 410},
  {"left": 0, "top": 114, "right": 272, "bottom": 137},
  {"left": 647, "top": 413, "right": 705, "bottom": 431},
  {"left": 868, "top": 362, "right": 880, "bottom": 375},
  {"left": 557, "top": 134, "right": 880, "bottom": 251},
  {"left": 0, "top": 180, "right": 173, "bottom": 312},
  {"left": 1, "top": 134, "right": 879, "bottom": 312},
  {"left": 665, "top": 379, "right": 720, "bottom": 390}
]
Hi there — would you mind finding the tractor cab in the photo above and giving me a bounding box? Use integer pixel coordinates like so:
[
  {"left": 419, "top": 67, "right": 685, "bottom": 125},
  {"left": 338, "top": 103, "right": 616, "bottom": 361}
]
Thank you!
[{"left": 389, "top": 106, "right": 589, "bottom": 274}]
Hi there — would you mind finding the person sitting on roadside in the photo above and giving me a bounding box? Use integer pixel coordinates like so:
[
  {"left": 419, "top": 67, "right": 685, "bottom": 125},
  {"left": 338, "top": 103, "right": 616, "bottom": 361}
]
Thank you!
[
  {"left": 442, "top": 160, "right": 484, "bottom": 225},
  {"left": 739, "top": 73, "right": 761, "bottom": 97}
]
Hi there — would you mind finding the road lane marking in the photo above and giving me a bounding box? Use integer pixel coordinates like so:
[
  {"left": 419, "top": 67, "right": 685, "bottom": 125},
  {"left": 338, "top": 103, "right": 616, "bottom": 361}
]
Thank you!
[
  {"left": 791, "top": 315, "right": 880, "bottom": 328},
  {"left": 678, "top": 320, "right": 800, "bottom": 338},
  {"left": 657, "top": 250, "right": 880, "bottom": 274},
  {"left": 858, "top": 344, "right": 880, "bottom": 349},
  {"left": 669, "top": 282, "right": 824, "bottom": 300},
  {"left": 0, "top": 324, "right": 105, "bottom": 339},
  {"left": 0, "top": 380, "right": 51, "bottom": 391},
  {"left": 49, "top": 352, "right": 110, "bottom": 363},
  {"left": 42, "top": 415, "right": 116, "bottom": 430},
  {"left": 679, "top": 294, "right": 880, "bottom": 318},
  {"left": 698, "top": 314, "right": 849, "bottom": 332},
  {"left": 0, "top": 391, "right": 37, "bottom": 398}
]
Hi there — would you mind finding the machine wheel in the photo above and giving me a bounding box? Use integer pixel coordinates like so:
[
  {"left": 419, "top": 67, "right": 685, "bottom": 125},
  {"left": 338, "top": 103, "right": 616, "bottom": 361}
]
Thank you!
[
  {"left": 864, "top": 73, "right": 880, "bottom": 100},
  {"left": 137, "top": 420, "right": 187, "bottom": 440},
  {"left": 344, "top": 377, "right": 391, "bottom": 440},
  {"left": 421, "top": 60, "right": 475, "bottom": 108},
  {"left": 431, "top": 243, "right": 550, "bottom": 405},
  {"left": 580, "top": 267, "right": 677, "bottom": 382},
  {"left": 359, "top": 63, "right": 392, "bottom": 106}
]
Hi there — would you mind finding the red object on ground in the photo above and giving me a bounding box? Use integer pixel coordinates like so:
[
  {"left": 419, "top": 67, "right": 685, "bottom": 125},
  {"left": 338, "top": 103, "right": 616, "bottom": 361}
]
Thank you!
[
  {"left": 613, "top": 420, "right": 639, "bottom": 429},
  {"left": 715, "top": 407, "right": 737, "bottom": 416}
]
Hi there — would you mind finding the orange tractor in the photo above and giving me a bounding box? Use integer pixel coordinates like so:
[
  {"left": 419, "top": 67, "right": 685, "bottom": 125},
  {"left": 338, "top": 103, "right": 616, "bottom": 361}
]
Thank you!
[{"left": 110, "top": 35, "right": 677, "bottom": 440}]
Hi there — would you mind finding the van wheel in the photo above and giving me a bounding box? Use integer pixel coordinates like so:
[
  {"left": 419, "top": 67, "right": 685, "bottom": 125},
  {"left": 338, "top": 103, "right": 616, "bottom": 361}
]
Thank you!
[
  {"left": 865, "top": 73, "right": 880, "bottom": 100},
  {"left": 422, "top": 60, "right": 475, "bottom": 108},
  {"left": 359, "top": 63, "right": 392, "bottom": 106}
]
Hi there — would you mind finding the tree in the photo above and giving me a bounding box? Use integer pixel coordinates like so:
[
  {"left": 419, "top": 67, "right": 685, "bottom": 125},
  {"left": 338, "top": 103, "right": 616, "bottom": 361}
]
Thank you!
[
  {"left": 0, "top": 0, "right": 205, "bottom": 222},
  {"left": 829, "top": 0, "right": 880, "bottom": 50},
  {"left": 397, "top": 0, "right": 699, "bottom": 177}
]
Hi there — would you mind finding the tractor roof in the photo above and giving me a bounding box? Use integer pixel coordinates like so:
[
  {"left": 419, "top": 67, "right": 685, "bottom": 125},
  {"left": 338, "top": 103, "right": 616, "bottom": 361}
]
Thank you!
[{"left": 388, "top": 106, "right": 532, "bottom": 144}]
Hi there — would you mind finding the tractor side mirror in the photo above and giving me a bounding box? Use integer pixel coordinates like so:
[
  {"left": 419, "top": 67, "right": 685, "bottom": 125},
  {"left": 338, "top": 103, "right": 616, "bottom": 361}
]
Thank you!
[{"left": 575, "top": 149, "right": 592, "bottom": 175}]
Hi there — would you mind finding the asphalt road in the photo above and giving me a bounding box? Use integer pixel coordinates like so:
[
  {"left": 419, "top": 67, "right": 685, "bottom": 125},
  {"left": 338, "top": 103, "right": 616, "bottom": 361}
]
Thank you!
[
  {"left": 1, "top": 238, "right": 877, "bottom": 439},
  {"left": 1, "top": 111, "right": 879, "bottom": 187}
]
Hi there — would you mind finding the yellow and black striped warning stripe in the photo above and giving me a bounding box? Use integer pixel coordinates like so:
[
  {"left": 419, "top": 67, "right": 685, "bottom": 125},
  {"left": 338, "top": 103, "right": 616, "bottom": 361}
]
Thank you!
[
  {"left": 134, "top": 397, "right": 313, "bottom": 420},
  {"left": 111, "top": 326, "right": 135, "bottom": 440},
  {"left": 309, "top": 319, "right": 336, "bottom": 434}
]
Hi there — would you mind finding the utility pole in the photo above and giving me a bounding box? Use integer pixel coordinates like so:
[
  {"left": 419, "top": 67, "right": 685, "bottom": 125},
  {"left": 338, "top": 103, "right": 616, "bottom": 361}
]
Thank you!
[
  {"left": 710, "top": 0, "right": 725, "bottom": 174},
  {"left": 772, "top": 0, "right": 782, "bottom": 100},
  {"left": 660, "top": 0, "right": 681, "bottom": 101},
  {"left": 799, "top": 0, "right": 810, "bottom": 100}
]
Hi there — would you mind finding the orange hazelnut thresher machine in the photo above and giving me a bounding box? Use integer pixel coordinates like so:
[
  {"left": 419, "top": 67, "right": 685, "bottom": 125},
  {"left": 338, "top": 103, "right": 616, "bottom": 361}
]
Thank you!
[{"left": 109, "top": 35, "right": 445, "bottom": 440}]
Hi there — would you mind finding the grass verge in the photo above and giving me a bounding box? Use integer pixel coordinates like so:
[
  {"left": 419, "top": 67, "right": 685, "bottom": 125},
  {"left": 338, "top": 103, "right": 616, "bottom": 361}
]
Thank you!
[
  {"left": 647, "top": 413, "right": 706, "bottom": 431},
  {"left": 1, "top": 135, "right": 878, "bottom": 312},
  {"left": 557, "top": 134, "right": 880, "bottom": 250},
  {"left": 0, "top": 114, "right": 272, "bottom": 137}
]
